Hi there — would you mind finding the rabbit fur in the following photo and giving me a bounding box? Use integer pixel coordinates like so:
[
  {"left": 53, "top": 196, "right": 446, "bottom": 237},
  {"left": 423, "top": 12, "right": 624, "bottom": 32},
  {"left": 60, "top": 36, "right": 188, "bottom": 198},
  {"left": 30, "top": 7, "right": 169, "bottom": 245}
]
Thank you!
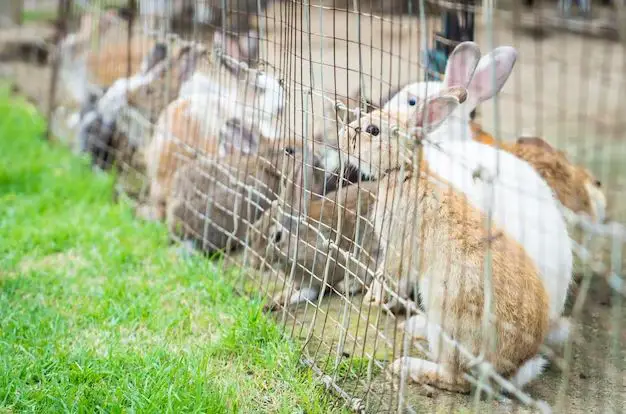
[
  {"left": 380, "top": 42, "right": 573, "bottom": 344},
  {"left": 471, "top": 128, "right": 606, "bottom": 224},
  {"left": 368, "top": 165, "right": 550, "bottom": 392},
  {"left": 165, "top": 142, "right": 298, "bottom": 254},
  {"left": 248, "top": 149, "right": 380, "bottom": 310},
  {"left": 323, "top": 95, "right": 549, "bottom": 390},
  {"left": 77, "top": 42, "right": 205, "bottom": 170},
  {"left": 140, "top": 49, "right": 285, "bottom": 221}
]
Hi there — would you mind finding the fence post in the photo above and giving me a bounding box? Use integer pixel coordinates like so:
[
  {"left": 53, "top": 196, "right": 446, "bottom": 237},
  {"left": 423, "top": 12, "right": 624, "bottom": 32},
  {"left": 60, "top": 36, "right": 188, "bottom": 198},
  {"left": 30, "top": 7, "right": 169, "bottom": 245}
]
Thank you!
[{"left": 45, "top": 0, "right": 73, "bottom": 141}]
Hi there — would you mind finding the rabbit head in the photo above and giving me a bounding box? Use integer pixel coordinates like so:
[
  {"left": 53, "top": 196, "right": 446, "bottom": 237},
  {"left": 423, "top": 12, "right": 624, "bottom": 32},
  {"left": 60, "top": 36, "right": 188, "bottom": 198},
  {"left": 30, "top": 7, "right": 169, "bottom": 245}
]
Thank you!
[
  {"left": 513, "top": 136, "right": 607, "bottom": 223},
  {"left": 166, "top": 142, "right": 297, "bottom": 253},
  {"left": 126, "top": 42, "right": 208, "bottom": 122},
  {"left": 327, "top": 90, "right": 464, "bottom": 180},
  {"left": 248, "top": 147, "right": 327, "bottom": 267},
  {"left": 383, "top": 42, "right": 517, "bottom": 142},
  {"left": 248, "top": 150, "right": 380, "bottom": 309}
]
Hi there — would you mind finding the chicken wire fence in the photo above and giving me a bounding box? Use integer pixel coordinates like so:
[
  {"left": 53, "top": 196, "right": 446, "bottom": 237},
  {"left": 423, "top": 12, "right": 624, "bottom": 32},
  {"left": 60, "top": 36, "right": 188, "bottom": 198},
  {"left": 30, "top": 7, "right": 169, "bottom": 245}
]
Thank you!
[{"left": 38, "top": 0, "right": 626, "bottom": 412}]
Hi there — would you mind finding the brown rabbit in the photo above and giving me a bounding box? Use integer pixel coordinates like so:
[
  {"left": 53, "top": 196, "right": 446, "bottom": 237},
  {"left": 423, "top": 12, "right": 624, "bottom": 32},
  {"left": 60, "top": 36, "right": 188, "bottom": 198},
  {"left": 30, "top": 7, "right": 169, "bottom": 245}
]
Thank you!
[
  {"left": 248, "top": 153, "right": 380, "bottom": 310},
  {"left": 316, "top": 87, "right": 549, "bottom": 392},
  {"left": 366, "top": 166, "right": 549, "bottom": 392},
  {"left": 471, "top": 127, "right": 606, "bottom": 223},
  {"left": 165, "top": 143, "right": 298, "bottom": 253},
  {"left": 328, "top": 91, "right": 550, "bottom": 392}
]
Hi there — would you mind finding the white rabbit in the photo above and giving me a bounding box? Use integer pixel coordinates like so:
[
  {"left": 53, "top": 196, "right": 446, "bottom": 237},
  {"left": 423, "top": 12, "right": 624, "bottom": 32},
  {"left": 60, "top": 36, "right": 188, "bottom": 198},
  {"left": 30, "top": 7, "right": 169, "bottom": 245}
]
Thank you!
[
  {"left": 384, "top": 43, "right": 573, "bottom": 345},
  {"left": 179, "top": 31, "right": 284, "bottom": 141}
]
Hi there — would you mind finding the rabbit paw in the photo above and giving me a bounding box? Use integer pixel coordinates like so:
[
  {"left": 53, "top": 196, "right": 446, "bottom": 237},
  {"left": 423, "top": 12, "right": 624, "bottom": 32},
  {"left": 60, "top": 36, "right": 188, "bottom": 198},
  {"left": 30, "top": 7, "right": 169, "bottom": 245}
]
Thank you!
[
  {"left": 398, "top": 314, "right": 429, "bottom": 341},
  {"left": 264, "top": 286, "right": 319, "bottom": 312},
  {"left": 363, "top": 279, "right": 387, "bottom": 307},
  {"left": 335, "top": 277, "right": 363, "bottom": 296},
  {"left": 389, "top": 357, "right": 470, "bottom": 394}
]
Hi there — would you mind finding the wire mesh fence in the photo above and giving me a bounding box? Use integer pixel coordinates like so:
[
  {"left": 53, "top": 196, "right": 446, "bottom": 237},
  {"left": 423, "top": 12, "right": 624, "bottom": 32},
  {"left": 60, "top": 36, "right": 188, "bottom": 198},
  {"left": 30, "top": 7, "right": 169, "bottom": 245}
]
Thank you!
[{"left": 9, "top": 0, "right": 622, "bottom": 411}]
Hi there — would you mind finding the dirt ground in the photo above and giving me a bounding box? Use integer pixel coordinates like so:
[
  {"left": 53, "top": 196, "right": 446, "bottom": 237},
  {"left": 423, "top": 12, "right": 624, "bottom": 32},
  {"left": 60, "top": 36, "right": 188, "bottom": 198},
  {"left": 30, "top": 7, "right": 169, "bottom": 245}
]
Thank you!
[{"left": 1, "top": 3, "right": 625, "bottom": 413}]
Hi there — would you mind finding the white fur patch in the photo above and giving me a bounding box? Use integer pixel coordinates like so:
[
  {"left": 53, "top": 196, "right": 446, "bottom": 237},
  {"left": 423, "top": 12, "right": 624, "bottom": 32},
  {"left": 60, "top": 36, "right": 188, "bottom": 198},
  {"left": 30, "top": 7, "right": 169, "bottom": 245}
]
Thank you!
[{"left": 509, "top": 355, "right": 548, "bottom": 389}]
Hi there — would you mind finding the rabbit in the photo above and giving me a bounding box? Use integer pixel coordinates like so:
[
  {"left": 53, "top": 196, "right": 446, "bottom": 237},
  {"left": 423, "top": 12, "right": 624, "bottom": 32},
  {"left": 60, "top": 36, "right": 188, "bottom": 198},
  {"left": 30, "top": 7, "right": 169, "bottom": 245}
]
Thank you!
[
  {"left": 471, "top": 130, "right": 606, "bottom": 223},
  {"left": 77, "top": 42, "right": 205, "bottom": 170},
  {"left": 140, "top": 47, "right": 285, "bottom": 222},
  {"left": 381, "top": 43, "right": 574, "bottom": 347},
  {"left": 248, "top": 150, "right": 380, "bottom": 310},
  {"left": 324, "top": 97, "right": 550, "bottom": 392},
  {"left": 165, "top": 142, "right": 298, "bottom": 254},
  {"left": 418, "top": 138, "right": 574, "bottom": 348},
  {"left": 366, "top": 165, "right": 550, "bottom": 392},
  {"left": 255, "top": 89, "right": 466, "bottom": 310},
  {"left": 325, "top": 90, "right": 548, "bottom": 390}
]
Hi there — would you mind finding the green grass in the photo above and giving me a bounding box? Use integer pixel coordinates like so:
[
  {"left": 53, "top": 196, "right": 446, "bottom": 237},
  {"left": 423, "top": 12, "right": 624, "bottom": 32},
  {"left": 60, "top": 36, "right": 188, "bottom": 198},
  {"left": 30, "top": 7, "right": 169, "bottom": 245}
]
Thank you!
[
  {"left": 22, "top": 10, "right": 58, "bottom": 23},
  {"left": 0, "top": 86, "right": 346, "bottom": 413}
]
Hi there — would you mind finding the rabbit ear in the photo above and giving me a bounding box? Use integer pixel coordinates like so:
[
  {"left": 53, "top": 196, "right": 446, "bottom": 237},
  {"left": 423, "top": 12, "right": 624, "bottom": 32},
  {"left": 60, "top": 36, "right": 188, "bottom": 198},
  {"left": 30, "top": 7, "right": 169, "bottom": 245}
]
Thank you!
[
  {"left": 442, "top": 41, "right": 481, "bottom": 89},
  {"left": 463, "top": 46, "right": 518, "bottom": 115},
  {"left": 284, "top": 152, "right": 326, "bottom": 215},
  {"left": 410, "top": 95, "right": 460, "bottom": 133},
  {"left": 238, "top": 30, "right": 260, "bottom": 64},
  {"left": 176, "top": 44, "right": 205, "bottom": 85},
  {"left": 141, "top": 43, "right": 168, "bottom": 74}
]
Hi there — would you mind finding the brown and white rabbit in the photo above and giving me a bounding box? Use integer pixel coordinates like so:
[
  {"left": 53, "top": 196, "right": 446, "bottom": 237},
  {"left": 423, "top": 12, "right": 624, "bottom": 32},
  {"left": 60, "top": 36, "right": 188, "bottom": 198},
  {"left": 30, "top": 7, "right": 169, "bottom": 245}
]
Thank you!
[
  {"left": 471, "top": 129, "right": 606, "bottom": 223},
  {"left": 165, "top": 142, "right": 299, "bottom": 253},
  {"left": 326, "top": 99, "right": 550, "bottom": 391},
  {"left": 383, "top": 43, "right": 573, "bottom": 349},
  {"left": 140, "top": 49, "right": 285, "bottom": 221},
  {"left": 248, "top": 151, "right": 380, "bottom": 310},
  {"left": 370, "top": 166, "right": 550, "bottom": 392}
]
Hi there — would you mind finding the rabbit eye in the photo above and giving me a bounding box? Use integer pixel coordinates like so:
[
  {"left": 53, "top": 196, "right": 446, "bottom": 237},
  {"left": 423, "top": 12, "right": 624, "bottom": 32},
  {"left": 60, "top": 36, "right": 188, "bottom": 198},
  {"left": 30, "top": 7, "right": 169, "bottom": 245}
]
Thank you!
[
  {"left": 408, "top": 97, "right": 417, "bottom": 106},
  {"left": 595, "top": 179, "right": 602, "bottom": 187},
  {"left": 365, "top": 124, "right": 380, "bottom": 136},
  {"left": 273, "top": 230, "right": 282, "bottom": 243},
  {"left": 284, "top": 147, "right": 295, "bottom": 155}
]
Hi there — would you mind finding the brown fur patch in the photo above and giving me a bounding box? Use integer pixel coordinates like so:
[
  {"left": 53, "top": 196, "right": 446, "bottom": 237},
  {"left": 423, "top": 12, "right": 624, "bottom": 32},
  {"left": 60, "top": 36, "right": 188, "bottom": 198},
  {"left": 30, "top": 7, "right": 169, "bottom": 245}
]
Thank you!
[
  {"left": 87, "top": 36, "right": 155, "bottom": 87},
  {"left": 470, "top": 122, "right": 600, "bottom": 217},
  {"left": 380, "top": 166, "right": 549, "bottom": 377}
]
